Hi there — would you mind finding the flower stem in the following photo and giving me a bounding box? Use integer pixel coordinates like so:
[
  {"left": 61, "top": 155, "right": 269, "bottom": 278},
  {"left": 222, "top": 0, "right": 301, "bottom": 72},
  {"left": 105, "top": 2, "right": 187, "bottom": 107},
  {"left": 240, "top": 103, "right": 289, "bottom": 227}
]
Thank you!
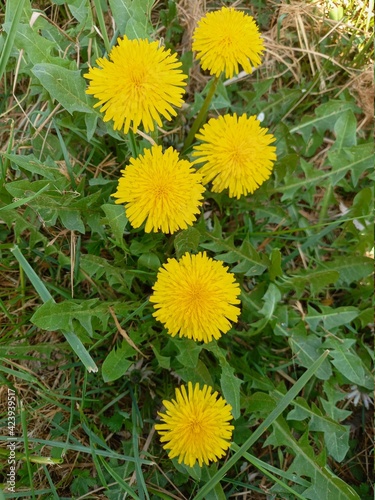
[
  {"left": 92, "top": 0, "right": 111, "bottom": 54},
  {"left": 128, "top": 129, "right": 139, "bottom": 158},
  {"left": 182, "top": 75, "right": 219, "bottom": 154}
]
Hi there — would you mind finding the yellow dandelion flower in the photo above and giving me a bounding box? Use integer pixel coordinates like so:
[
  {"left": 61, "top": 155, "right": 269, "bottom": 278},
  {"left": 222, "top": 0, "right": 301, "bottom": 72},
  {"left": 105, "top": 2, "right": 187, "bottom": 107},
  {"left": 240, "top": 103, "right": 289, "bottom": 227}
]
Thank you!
[
  {"left": 155, "top": 382, "right": 234, "bottom": 467},
  {"left": 192, "top": 7, "right": 264, "bottom": 78},
  {"left": 112, "top": 145, "right": 204, "bottom": 234},
  {"left": 84, "top": 36, "right": 187, "bottom": 133},
  {"left": 150, "top": 252, "right": 241, "bottom": 343},
  {"left": 192, "top": 113, "right": 277, "bottom": 199}
]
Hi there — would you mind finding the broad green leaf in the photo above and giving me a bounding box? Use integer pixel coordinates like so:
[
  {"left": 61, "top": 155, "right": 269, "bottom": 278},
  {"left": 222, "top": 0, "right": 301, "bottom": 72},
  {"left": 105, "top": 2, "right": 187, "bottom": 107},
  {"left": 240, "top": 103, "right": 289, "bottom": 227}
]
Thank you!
[
  {"left": 245, "top": 392, "right": 276, "bottom": 414},
  {"left": 320, "top": 381, "right": 352, "bottom": 422},
  {"left": 5, "top": 178, "right": 68, "bottom": 199},
  {"left": 332, "top": 109, "right": 357, "bottom": 151},
  {"left": 350, "top": 186, "right": 373, "bottom": 221},
  {"left": 265, "top": 418, "right": 359, "bottom": 500},
  {"left": 3, "top": 22, "right": 69, "bottom": 67},
  {"left": 281, "top": 269, "right": 339, "bottom": 297},
  {"left": 174, "top": 338, "right": 202, "bottom": 368},
  {"left": 137, "top": 252, "right": 161, "bottom": 271},
  {"left": 286, "top": 396, "right": 349, "bottom": 461},
  {"left": 291, "top": 100, "right": 359, "bottom": 139},
  {"left": 174, "top": 226, "right": 200, "bottom": 259},
  {"left": 108, "top": 0, "right": 133, "bottom": 33},
  {"left": 289, "top": 334, "right": 332, "bottom": 380},
  {"left": 328, "top": 143, "right": 374, "bottom": 186},
  {"left": 68, "top": 0, "right": 92, "bottom": 26},
  {"left": 102, "top": 341, "right": 135, "bottom": 383},
  {"left": 151, "top": 345, "right": 170, "bottom": 369},
  {"left": 254, "top": 205, "right": 287, "bottom": 224},
  {"left": 4, "top": 154, "right": 63, "bottom": 180},
  {"left": 238, "top": 78, "right": 274, "bottom": 103},
  {"left": 101, "top": 203, "right": 128, "bottom": 242},
  {"left": 176, "top": 359, "right": 214, "bottom": 387},
  {"left": 173, "top": 460, "right": 201, "bottom": 481},
  {"left": 31, "top": 300, "right": 82, "bottom": 331},
  {"left": 325, "top": 339, "right": 373, "bottom": 390},
  {"left": 211, "top": 81, "right": 231, "bottom": 110},
  {"left": 125, "top": 17, "right": 149, "bottom": 39},
  {"left": 220, "top": 365, "right": 242, "bottom": 420},
  {"left": 261, "top": 89, "right": 302, "bottom": 123},
  {"left": 277, "top": 142, "right": 373, "bottom": 195},
  {"left": 85, "top": 113, "right": 98, "bottom": 141},
  {"left": 201, "top": 235, "right": 268, "bottom": 276},
  {"left": 31, "top": 299, "right": 110, "bottom": 335},
  {"left": 109, "top": 0, "right": 153, "bottom": 35},
  {"left": 322, "top": 256, "right": 373, "bottom": 285},
  {"left": 258, "top": 283, "right": 281, "bottom": 320},
  {"left": 31, "top": 63, "right": 94, "bottom": 114},
  {"left": 269, "top": 248, "right": 283, "bottom": 281},
  {"left": 357, "top": 308, "right": 373, "bottom": 328},
  {"left": 3, "top": 184, "right": 101, "bottom": 235},
  {"left": 80, "top": 254, "right": 139, "bottom": 291},
  {"left": 271, "top": 305, "right": 291, "bottom": 337},
  {"left": 305, "top": 305, "right": 359, "bottom": 332},
  {"left": 59, "top": 208, "right": 85, "bottom": 233}
]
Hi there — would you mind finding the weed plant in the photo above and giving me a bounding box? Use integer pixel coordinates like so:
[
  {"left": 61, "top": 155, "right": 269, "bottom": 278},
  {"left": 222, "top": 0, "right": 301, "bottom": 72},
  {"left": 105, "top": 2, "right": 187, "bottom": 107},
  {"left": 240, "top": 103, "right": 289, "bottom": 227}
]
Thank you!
[{"left": 0, "top": 0, "right": 373, "bottom": 499}]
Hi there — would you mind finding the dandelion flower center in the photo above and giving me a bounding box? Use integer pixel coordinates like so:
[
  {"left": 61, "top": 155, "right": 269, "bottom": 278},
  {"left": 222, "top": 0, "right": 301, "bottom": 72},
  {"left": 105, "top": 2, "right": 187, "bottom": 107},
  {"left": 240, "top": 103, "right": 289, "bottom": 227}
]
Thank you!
[
  {"left": 192, "top": 113, "right": 277, "bottom": 199},
  {"left": 112, "top": 146, "right": 204, "bottom": 234},
  {"left": 150, "top": 252, "right": 241, "bottom": 343},
  {"left": 192, "top": 7, "right": 265, "bottom": 78},
  {"left": 189, "top": 418, "right": 204, "bottom": 434},
  {"left": 155, "top": 382, "right": 234, "bottom": 467},
  {"left": 85, "top": 36, "right": 187, "bottom": 133},
  {"left": 153, "top": 182, "right": 168, "bottom": 200}
]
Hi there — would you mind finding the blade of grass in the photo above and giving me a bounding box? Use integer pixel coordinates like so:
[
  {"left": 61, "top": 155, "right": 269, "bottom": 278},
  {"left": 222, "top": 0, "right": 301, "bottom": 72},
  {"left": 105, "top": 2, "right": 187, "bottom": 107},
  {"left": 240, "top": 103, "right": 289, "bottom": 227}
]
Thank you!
[
  {"left": 0, "top": 363, "right": 38, "bottom": 383},
  {"left": 0, "top": 436, "right": 154, "bottom": 465},
  {"left": 11, "top": 245, "right": 98, "bottom": 373},
  {"left": 99, "top": 456, "right": 143, "bottom": 500},
  {"left": 0, "top": 0, "right": 26, "bottom": 81},
  {"left": 42, "top": 465, "right": 59, "bottom": 500},
  {"left": 146, "top": 488, "right": 176, "bottom": 500},
  {"left": 230, "top": 443, "right": 309, "bottom": 498},
  {"left": 193, "top": 350, "right": 330, "bottom": 500},
  {"left": 0, "top": 448, "right": 62, "bottom": 464},
  {"left": 0, "top": 119, "right": 15, "bottom": 188},
  {"left": 366, "top": 0, "right": 374, "bottom": 31},
  {"left": 20, "top": 401, "right": 36, "bottom": 500},
  {"left": 1, "top": 490, "right": 53, "bottom": 498},
  {"left": 63, "top": 369, "right": 76, "bottom": 457},
  {"left": 10, "top": 245, "right": 98, "bottom": 373},
  {"left": 182, "top": 76, "right": 219, "bottom": 154},
  {"left": 92, "top": 0, "right": 111, "bottom": 54},
  {"left": 53, "top": 121, "right": 77, "bottom": 189},
  {"left": 0, "top": 183, "right": 51, "bottom": 213},
  {"left": 130, "top": 387, "right": 150, "bottom": 500}
]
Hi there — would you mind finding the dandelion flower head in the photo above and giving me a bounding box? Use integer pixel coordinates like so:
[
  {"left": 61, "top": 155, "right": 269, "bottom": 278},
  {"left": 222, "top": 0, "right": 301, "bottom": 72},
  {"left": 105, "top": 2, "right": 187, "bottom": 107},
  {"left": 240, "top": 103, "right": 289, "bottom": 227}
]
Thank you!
[
  {"left": 192, "top": 7, "right": 264, "bottom": 78},
  {"left": 192, "top": 113, "right": 276, "bottom": 199},
  {"left": 150, "top": 252, "right": 241, "bottom": 343},
  {"left": 84, "top": 36, "right": 187, "bottom": 133},
  {"left": 155, "top": 382, "right": 234, "bottom": 467},
  {"left": 112, "top": 145, "right": 205, "bottom": 234}
]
